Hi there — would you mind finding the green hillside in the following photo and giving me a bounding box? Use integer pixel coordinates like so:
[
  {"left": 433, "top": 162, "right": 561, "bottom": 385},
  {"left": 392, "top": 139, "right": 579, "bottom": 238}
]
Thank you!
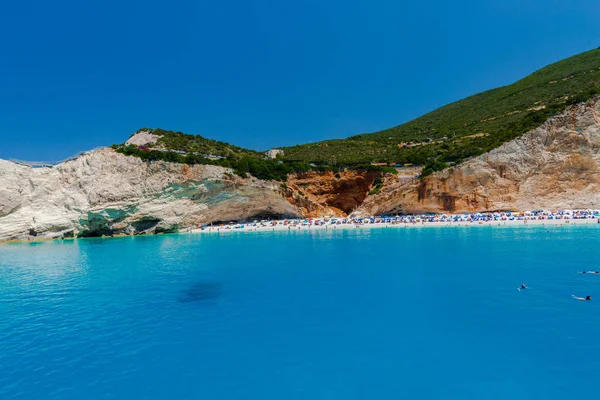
[
  {"left": 114, "top": 49, "right": 600, "bottom": 180},
  {"left": 282, "top": 48, "right": 600, "bottom": 171}
]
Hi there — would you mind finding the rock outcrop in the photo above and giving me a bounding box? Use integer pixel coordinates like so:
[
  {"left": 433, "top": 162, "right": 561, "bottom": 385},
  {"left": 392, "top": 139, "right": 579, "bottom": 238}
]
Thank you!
[
  {"left": 283, "top": 170, "right": 380, "bottom": 217},
  {"left": 125, "top": 130, "right": 159, "bottom": 146},
  {"left": 354, "top": 98, "right": 600, "bottom": 216},
  {"left": 0, "top": 149, "right": 299, "bottom": 241}
]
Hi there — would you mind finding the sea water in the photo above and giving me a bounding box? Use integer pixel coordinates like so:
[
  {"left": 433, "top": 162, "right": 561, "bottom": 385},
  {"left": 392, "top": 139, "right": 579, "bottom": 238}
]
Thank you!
[{"left": 2, "top": 225, "right": 600, "bottom": 399}]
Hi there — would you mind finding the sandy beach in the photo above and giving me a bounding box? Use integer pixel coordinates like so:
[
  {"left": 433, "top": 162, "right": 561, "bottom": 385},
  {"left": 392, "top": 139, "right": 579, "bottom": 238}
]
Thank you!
[
  {"left": 188, "top": 215, "right": 600, "bottom": 236},
  {"left": 5, "top": 212, "right": 600, "bottom": 244}
]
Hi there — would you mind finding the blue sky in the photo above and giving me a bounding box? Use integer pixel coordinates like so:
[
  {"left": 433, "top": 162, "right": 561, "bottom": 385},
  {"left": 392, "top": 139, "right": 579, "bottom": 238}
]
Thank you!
[{"left": 1, "top": 0, "right": 599, "bottom": 160}]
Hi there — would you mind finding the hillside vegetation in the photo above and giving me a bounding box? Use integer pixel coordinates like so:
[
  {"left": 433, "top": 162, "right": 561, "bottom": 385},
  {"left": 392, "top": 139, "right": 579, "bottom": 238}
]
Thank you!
[
  {"left": 114, "top": 129, "right": 395, "bottom": 181},
  {"left": 115, "top": 49, "right": 600, "bottom": 180},
  {"left": 282, "top": 48, "right": 600, "bottom": 173}
]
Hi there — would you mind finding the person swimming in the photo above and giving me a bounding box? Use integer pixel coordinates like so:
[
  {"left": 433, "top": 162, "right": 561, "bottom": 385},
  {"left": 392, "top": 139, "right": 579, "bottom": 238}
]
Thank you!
[
  {"left": 579, "top": 271, "right": 600, "bottom": 274},
  {"left": 518, "top": 283, "right": 528, "bottom": 291},
  {"left": 572, "top": 295, "right": 592, "bottom": 301}
]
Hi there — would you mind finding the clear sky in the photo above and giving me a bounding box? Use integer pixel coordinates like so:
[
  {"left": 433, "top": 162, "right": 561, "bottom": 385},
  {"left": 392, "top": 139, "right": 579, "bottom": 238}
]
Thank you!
[{"left": 1, "top": 0, "right": 599, "bottom": 161}]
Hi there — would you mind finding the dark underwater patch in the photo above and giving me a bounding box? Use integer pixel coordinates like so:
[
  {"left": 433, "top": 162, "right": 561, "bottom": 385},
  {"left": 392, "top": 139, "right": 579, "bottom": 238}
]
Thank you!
[{"left": 178, "top": 282, "right": 222, "bottom": 303}]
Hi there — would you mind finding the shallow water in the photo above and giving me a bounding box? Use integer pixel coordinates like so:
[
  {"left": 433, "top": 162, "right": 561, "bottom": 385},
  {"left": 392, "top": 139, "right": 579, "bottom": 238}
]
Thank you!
[{"left": 2, "top": 225, "right": 600, "bottom": 399}]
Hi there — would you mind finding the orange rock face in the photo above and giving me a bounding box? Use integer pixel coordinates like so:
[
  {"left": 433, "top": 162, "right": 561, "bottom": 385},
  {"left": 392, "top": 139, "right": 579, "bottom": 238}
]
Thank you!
[{"left": 283, "top": 170, "right": 381, "bottom": 217}]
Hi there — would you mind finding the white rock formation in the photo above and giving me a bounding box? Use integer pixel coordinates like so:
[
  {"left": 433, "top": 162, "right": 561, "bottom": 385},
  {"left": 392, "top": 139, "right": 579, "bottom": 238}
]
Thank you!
[
  {"left": 125, "top": 130, "right": 159, "bottom": 146},
  {"left": 0, "top": 149, "right": 299, "bottom": 241}
]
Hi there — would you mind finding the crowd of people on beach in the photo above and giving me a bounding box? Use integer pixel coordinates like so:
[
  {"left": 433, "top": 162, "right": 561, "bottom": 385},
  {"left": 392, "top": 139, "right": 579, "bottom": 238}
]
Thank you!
[{"left": 197, "top": 209, "right": 600, "bottom": 231}]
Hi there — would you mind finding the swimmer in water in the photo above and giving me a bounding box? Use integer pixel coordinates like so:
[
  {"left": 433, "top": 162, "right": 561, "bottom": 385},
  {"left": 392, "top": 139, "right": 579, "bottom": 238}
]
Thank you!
[
  {"left": 572, "top": 295, "right": 592, "bottom": 301},
  {"left": 518, "top": 283, "right": 528, "bottom": 291},
  {"left": 579, "top": 271, "right": 600, "bottom": 274}
]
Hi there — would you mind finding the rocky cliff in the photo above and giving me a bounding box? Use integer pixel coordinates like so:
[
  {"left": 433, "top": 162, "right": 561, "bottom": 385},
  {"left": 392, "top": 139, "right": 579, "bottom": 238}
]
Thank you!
[
  {"left": 354, "top": 98, "right": 600, "bottom": 216},
  {"left": 283, "top": 170, "right": 380, "bottom": 218},
  {"left": 4, "top": 98, "right": 600, "bottom": 241},
  {"left": 0, "top": 149, "right": 299, "bottom": 241}
]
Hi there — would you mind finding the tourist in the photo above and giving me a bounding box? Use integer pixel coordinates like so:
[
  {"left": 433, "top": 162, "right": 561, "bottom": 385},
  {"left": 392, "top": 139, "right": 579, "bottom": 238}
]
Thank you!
[
  {"left": 518, "top": 283, "right": 528, "bottom": 291},
  {"left": 572, "top": 295, "right": 592, "bottom": 301}
]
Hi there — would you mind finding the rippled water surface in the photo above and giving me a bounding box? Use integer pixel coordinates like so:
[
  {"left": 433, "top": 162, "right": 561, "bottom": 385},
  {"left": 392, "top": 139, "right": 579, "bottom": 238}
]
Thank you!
[{"left": 2, "top": 226, "right": 600, "bottom": 399}]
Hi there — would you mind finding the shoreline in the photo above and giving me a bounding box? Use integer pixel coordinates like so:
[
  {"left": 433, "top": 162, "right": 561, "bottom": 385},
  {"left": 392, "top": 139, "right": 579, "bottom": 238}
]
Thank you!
[
  {"left": 3, "top": 215, "right": 600, "bottom": 245},
  {"left": 188, "top": 217, "right": 600, "bottom": 236}
]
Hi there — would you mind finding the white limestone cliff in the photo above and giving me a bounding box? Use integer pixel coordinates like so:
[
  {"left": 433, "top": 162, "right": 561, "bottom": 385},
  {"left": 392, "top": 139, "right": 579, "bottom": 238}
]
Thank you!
[{"left": 0, "top": 149, "right": 299, "bottom": 241}]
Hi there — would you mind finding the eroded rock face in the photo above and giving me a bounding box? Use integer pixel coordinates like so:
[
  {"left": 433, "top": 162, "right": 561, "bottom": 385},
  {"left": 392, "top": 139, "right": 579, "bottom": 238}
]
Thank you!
[
  {"left": 125, "top": 130, "right": 159, "bottom": 146},
  {"left": 355, "top": 98, "right": 600, "bottom": 216},
  {"left": 0, "top": 149, "right": 299, "bottom": 241},
  {"left": 284, "top": 170, "right": 380, "bottom": 217}
]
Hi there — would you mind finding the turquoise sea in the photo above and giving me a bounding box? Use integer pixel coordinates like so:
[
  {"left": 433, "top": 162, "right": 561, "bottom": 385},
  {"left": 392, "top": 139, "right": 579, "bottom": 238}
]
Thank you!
[{"left": 2, "top": 225, "right": 600, "bottom": 399}]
